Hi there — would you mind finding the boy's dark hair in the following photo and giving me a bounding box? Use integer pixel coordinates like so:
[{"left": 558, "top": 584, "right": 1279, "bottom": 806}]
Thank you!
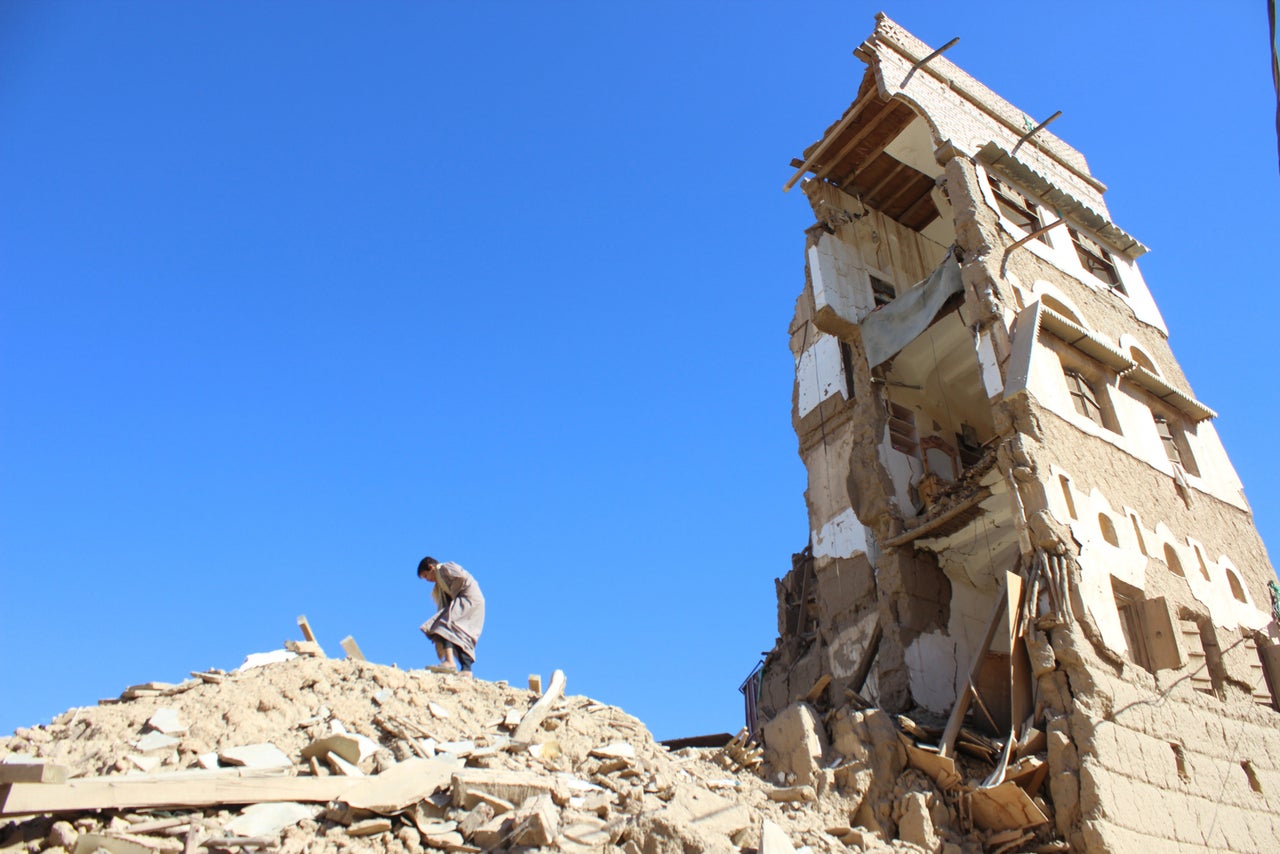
[{"left": 417, "top": 556, "right": 439, "bottom": 576}]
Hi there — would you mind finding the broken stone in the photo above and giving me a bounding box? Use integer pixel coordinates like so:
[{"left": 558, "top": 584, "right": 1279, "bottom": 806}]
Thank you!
[
  {"left": 218, "top": 743, "right": 292, "bottom": 770},
  {"left": 589, "top": 741, "right": 636, "bottom": 760},
  {"left": 760, "top": 818, "right": 797, "bottom": 854},
  {"left": 145, "top": 709, "right": 187, "bottom": 735},
  {"left": 131, "top": 732, "right": 179, "bottom": 753},
  {"left": 451, "top": 768, "right": 553, "bottom": 811},
  {"left": 347, "top": 818, "right": 393, "bottom": 836},
  {"left": 224, "top": 802, "right": 314, "bottom": 838},
  {"left": 766, "top": 785, "right": 817, "bottom": 803},
  {"left": 509, "top": 794, "right": 558, "bottom": 847},
  {"left": 762, "top": 702, "right": 828, "bottom": 787}
]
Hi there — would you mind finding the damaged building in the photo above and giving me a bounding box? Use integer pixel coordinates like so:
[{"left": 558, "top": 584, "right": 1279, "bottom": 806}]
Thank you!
[{"left": 750, "top": 13, "right": 1280, "bottom": 852}]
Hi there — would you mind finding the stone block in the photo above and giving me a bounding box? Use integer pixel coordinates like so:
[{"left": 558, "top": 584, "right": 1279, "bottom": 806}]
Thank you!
[
  {"left": 762, "top": 702, "right": 828, "bottom": 786},
  {"left": 510, "top": 794, "right": 558, "bottom": 847},
  {"left": 451, "top": 768, "right": 552, "bottom": 811}
]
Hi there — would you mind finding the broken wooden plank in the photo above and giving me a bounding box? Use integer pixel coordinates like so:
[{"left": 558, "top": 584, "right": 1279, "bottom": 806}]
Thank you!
[
  {"left": 0, "top": 771, "right": 357, "bottom": 816},
  {"left": 0, "top": 762, "right": 69, "bottom": 785},
  {"left": 297, "top": 615, "right": 318, "bottom": 643},
  {"left": 939, "top": 572, "right": 1019, "bottom": 759},
  {"left": 803, "top": 674, "right": 832, "bottom": 704},
  {"left": 969, "top": 780, "right": 1049, "bottom": 832},
  {"left": 341, "top": 756, "right": 463, "bottom": 813},
  {"left": 900, "top": 737, "right": 961, "bottom": 790},
  {"left": 340, "top": 636, "right": 366, "bottom": 661},
  {"left": 513, "top": 669, "right": 566, "bottom": 743}
]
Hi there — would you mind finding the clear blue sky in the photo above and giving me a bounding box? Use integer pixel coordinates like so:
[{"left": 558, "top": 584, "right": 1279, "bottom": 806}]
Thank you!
[{"left": 2, "top": 2, "right": 1277, "bottom": 740}]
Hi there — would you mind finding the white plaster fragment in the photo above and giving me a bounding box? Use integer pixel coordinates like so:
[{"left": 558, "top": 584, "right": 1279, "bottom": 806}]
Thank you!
[
  {"left": 796, "top": 335, "right": 846, "bottom": 418},
  {"left": 976, "top": 330, "right": 1002, "bottom": 397},
  {"left": 812, "top": 508, "right": 869, "bottom": 559}
]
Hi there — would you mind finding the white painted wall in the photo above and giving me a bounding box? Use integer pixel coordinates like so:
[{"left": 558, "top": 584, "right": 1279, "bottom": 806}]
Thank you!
[
  {"left": 808, "top": 235, "right": 876, "bottom": 329},
  {"left": 796, "top": 333, "right": 846, "bottom": 419},
  {"left": 812, "top": 507, "right": 871, "bottom": 559}
]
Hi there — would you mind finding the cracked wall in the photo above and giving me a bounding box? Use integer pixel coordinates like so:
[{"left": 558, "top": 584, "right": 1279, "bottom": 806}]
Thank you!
[{"left": 755, "top": 13, "right": 1280, "bottom": 853}]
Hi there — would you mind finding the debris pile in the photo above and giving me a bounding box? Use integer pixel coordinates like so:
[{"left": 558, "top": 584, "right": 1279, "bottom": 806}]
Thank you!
[{"left": 2, "top": 632, "right": 1058, "bottom": 853}]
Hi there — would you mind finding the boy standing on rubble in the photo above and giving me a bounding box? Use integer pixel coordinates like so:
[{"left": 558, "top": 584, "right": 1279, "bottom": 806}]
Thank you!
[{"left": 418, "top": 556, "right": 485, "bottom": 674}]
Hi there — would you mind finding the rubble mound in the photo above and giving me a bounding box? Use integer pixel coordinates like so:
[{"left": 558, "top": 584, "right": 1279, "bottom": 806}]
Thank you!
[{"left": 0, "top": 654, "right": 901, "bottom": 853}]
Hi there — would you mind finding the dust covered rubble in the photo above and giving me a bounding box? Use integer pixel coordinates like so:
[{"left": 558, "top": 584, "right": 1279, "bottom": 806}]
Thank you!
[{"left": 3, "top": 652, "right": 1025, "bottom": 854}]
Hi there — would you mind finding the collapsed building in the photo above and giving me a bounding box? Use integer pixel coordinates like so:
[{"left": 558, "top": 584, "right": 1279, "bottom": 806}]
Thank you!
[{"left": 752, "top": 13, "right": 1280, "bottom": 853}]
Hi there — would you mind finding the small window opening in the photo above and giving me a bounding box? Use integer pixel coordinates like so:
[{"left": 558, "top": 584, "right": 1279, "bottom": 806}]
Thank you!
[
  {"left": 1069, "top": 226, "right": 1124, "bottom": 292},
  {"left": 1164, "top": 543, "right": 1185, "bottom": 577},
  {"left": 1242, "top": 761, "right": 1263, "bottom": 795},
  {"left": 1170, "top": 743, "right": 1190, "bottom": 781},
  {"left": 1042, "top": 295, "right": 1084, "bottom": 326},
  {"left": 1064, "top": 369, "right": 1105, "bottom": 427},
  {"left": 1129, "top": 346, "right": 1158, "bottom": 374},
  {"left": 1129, "top": 513, "right": 1147, "bottom": 556},
  {"left": 1192, "top": 545, "right": 1211, "bottom": 581},
  {"left": 1226, "top": 569, "right": 1248, "bottom": 604},
  {"left": 988, "top": 175, "right": 1047, "bottom": 243},
  {"left": 870, "top": 275, "right": 896, "bottom": 308},
  {"left": 1059, "top": 475, "right": 1077, "bottom": 520},
  {"left": 888, "top": 403, "right": 919, "bottom": 456},
  {"left": 1098, "top": 513, "right": 1119, "bottom": 547}
]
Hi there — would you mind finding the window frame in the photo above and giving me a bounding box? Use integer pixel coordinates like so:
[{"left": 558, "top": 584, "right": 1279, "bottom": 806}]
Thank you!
[{"left": 1068, "top": 226, "right": 1124, "bottom": 292}]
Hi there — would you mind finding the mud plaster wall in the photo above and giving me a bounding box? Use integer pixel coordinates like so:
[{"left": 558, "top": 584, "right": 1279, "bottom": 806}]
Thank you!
[
  {"left": 1027, "top": 408, "right": 1274, "bottom": 609},
  {"left": 998, "top": 238, "right": 1183, "bottom": 384},
  {"left": 1048, "top": 615, "right": 1280, "bottom": 852},
  {"left": 1025, "top": 335, "right": 1246, "bottom": 511}
]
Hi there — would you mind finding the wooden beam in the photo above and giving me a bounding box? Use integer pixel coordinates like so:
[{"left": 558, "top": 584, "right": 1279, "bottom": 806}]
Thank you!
[
  {"left": 908, "top": 37, "right": 959, "bottom": 73},
  {"left": 340, "top": 636, "right": 366, "bottom": 661},
  {"left": 512, "top": 669, "right": 566, "bottom": 743},
  {"left": 898, "top": 182, "right": 939, "bottom": 226},
  {"left": 939, "top": 573, "right": 1020, "bottom": 759},
  {"left": 297, "top": 615, "right": 318, "bottom": 644},
  {"left": 862, "top": 161, "right": 909, "bottom": 201},
  {"left": 0, "top": 770, "right": 357, "bottom": 816},
  {"left": 783, "top": 91, "right": 880, "bottom": 191},
  {"left": 813, "top": 98, "right": 899, "bottom": 183},
  {"left": 0, "top": 763, "right": 68, "bottom": 785},
  {"left": 883, "top": 488, "right": 992, "bottom": 549}
]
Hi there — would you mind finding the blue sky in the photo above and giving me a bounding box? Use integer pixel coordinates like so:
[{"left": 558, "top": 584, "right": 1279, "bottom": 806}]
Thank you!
[{"left": 2, "top": 2, "right": 1277, "bottom": 740}]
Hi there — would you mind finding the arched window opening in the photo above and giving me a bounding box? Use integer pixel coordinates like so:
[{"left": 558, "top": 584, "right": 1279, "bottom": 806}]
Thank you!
[
  {"left": 1164, "top": 543, "right": 1185, "bottom": 577},
  {"left": 1226, "top": 569, "right": 1248, "bottom": 604},
  {"left": 1098, "top": 513, "right": 1119, "bottom": 547},
  {"left": 1042, "top": 295, "right": 1085, "bottom": 326},
  {"left": 1059, "top": 475, "right": 1077, "bottom": 520},
  {"left": 1129, "top": 346, "right": 1158, "bottom": 374},
  {"left": 1129, "top": 514, "right": 1147, "bottom": 556},
  {"left": 1193, "top": 545, "right": 1212, "bottom": 581}
]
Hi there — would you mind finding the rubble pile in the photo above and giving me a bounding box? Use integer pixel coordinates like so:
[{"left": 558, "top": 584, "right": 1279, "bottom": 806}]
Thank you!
[{"left": 2, "top": 643, "right": 1056, "bottom": 853}]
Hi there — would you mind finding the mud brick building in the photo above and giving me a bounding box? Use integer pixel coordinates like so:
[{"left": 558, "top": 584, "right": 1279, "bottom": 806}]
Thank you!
[{"left": 753, "top": 14, "right": 1280, "bottom": 852}]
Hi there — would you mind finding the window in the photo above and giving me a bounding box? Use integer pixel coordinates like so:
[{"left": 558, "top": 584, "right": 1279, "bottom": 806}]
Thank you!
[
  {"left": 870, "top": 275, "right": 896, "bottom": 308},
  {"left": 888, "top": 402, "right": 919, "bottom": 456},
  {"left": 1114, "top": 583, "right": 1153, "bottom": 671},
  {"left": 1153, "top": 414, "right": 1198, "bottom": 476},
  {"left": 956, "top": 423, "right": 983, "bottom": 469},
  {"left": 1112, "top": 581, "right": 1182, "bottom": 673},
  {"left": 988, "top": 175, "right": 1046, "bottom": 242},
  {"left": 1064, "top": 369, "right": 1105, "bottom": 426},
  {"left": 1163, "top": 543, "right": 1185, "bottom": 577},
  {"left": 1068, "top": 227, "right": 1124, "bottom": 292},
  {"left": 1179, "top": 617, "right": 1219, "bottom": 697}
]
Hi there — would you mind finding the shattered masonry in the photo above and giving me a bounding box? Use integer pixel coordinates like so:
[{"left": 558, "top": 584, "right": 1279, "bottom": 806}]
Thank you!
[{"left": 756, "top": 13, "right": 1280, "bottom": 854}]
